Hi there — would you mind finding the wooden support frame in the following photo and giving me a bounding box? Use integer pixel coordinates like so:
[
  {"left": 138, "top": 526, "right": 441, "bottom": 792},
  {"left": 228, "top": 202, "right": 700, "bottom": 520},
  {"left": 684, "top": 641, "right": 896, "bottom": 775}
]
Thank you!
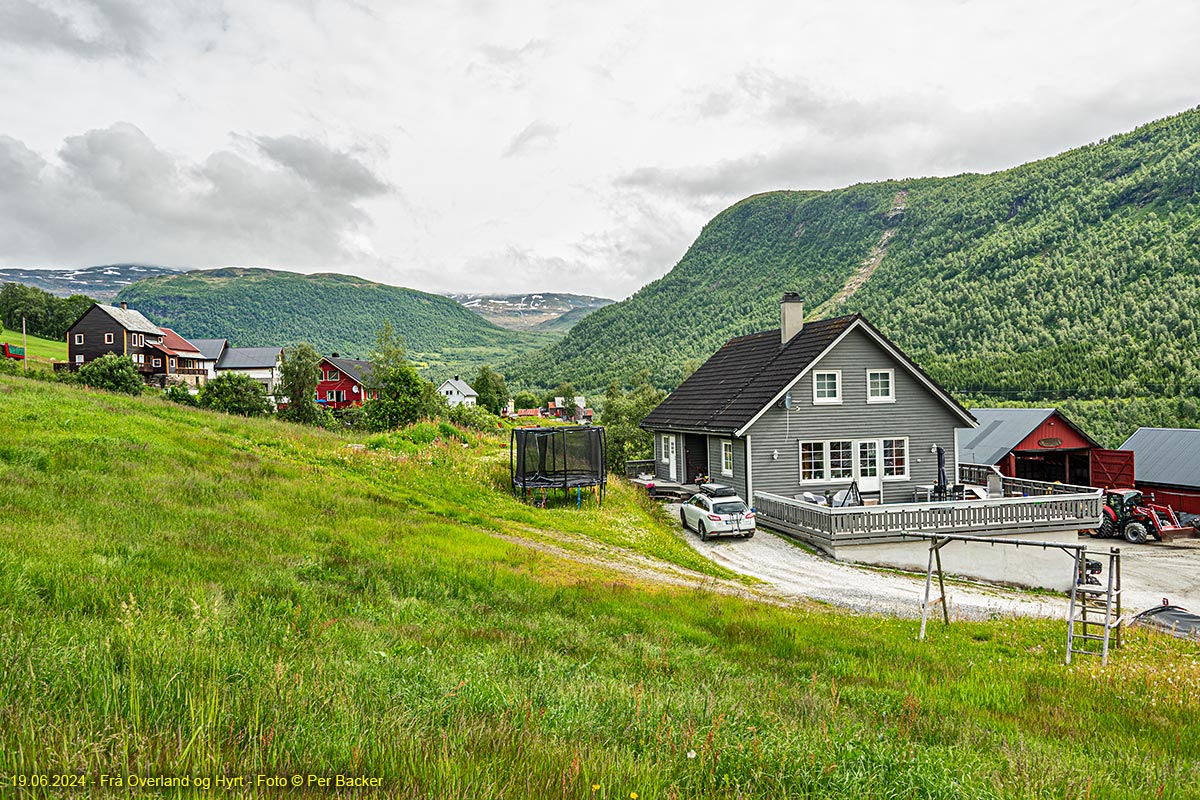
[{"left": 910, "top": 532, "right": 1121, "bottom": 666}]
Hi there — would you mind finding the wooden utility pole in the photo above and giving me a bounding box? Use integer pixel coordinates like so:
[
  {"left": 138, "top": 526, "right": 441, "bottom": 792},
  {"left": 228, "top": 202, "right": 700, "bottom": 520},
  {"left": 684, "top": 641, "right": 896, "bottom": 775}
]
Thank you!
[{"left": 21, "top": 316, "right": 27, "bottom": 373}]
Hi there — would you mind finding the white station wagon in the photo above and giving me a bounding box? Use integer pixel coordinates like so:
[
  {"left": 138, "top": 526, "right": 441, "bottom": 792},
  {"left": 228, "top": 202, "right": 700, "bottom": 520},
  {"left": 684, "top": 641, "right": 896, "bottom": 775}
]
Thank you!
[{"left": 680, "top": 485, "right": 755, "bottom": 540}]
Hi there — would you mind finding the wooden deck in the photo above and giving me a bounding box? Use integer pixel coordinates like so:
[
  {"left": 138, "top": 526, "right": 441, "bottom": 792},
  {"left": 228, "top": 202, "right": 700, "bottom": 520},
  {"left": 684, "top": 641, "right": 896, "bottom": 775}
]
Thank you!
[{"left": 753, "top": 466, "right": 1104, "bottom": 551}]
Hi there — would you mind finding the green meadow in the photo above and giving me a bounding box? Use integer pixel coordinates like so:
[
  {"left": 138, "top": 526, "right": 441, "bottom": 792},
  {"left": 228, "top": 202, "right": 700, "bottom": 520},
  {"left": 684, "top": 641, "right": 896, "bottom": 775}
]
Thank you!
[
  {"left": 1, "top": 375, "right": 1197, "bottom": 798},
  {"left": 1, "top": 326, "right": 66, "bottom": 362}
]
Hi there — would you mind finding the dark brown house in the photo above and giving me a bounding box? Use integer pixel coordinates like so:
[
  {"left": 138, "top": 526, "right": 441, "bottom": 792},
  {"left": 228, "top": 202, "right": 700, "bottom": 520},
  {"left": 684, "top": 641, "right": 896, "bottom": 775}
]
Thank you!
[{"left": 66, "top": 302, "right": 165, "bottom": 376}]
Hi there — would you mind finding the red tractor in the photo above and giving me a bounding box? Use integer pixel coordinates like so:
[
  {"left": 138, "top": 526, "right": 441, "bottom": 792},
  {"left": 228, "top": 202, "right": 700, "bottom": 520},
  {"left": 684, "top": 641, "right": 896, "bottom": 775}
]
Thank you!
[{"left": 1092, "top": 489, "right": 1189, "bottom": 544}]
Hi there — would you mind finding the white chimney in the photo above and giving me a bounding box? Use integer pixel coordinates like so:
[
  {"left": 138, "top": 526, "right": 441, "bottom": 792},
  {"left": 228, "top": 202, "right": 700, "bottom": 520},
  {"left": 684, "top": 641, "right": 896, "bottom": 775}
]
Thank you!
[{"left": 780, "top": 293, "right": 804, "bottom": 345}]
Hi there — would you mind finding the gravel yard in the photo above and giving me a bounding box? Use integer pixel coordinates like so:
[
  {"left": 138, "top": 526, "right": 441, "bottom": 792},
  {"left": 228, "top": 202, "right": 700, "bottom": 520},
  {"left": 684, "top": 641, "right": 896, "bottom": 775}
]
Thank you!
[{"left": 672, "top": 503, "right": 1200, "bottom": 620}]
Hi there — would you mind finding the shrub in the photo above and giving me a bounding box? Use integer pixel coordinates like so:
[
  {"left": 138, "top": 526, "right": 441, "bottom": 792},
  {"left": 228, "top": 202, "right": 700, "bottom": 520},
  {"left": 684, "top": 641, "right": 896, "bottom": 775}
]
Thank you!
[
  {"left": 163, "top": 382, "right": 199, "bottom": 406},
  {"left": 78, "top": 353, "right": 143, "bottom": 395},
  {"left": 198, "top": 373, "right": 270, "bottom": 416},
  {"left": 447, "top": 402, "right": 502, "bottom": 431}
]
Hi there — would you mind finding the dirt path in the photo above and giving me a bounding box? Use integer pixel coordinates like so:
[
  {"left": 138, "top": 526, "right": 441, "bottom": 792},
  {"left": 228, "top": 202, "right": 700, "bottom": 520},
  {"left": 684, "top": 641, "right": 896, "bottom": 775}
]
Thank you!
[{"left": 810, "top": 189, "right": 906, "bottom": 320}]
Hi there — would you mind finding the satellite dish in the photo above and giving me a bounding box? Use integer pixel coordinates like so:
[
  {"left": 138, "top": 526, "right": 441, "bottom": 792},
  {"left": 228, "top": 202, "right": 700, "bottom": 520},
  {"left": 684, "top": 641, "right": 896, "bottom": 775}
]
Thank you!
[{"left": 783, "top": 391, "right": 796, "bottom": 410}]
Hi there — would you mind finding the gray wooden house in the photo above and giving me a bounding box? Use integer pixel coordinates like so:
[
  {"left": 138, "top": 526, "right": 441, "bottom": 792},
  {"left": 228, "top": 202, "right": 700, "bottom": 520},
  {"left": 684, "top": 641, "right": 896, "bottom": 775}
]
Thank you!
[{"left": 641, "top": 295, "right": 977, "bottom": 504}]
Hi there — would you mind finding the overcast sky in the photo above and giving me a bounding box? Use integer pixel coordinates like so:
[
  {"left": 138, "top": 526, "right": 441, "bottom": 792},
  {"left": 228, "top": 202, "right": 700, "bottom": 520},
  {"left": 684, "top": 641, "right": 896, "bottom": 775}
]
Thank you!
[{"left": 1, "top": 1, "right": 1198, "bottom": 299}]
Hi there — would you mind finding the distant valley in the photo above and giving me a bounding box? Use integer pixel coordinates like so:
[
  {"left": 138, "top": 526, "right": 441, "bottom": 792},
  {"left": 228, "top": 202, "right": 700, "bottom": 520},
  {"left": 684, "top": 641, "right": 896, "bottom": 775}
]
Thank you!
[{"left": 448, "top": 293, "right": 614, "bottom": 331}]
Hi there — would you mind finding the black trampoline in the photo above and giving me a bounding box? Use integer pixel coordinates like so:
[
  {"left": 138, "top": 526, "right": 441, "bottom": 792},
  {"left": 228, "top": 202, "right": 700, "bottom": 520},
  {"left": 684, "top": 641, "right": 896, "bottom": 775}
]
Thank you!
[{"left": 510, "top": 426, "right": 607, "bottom": 506}]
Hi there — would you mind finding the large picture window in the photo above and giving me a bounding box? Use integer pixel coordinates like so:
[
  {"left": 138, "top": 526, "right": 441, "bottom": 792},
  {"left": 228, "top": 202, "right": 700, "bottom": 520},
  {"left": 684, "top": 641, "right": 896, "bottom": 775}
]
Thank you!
[
  {"left": 800, "top": 442, "right": 825, "bottom": 481},
  {"left": 829, "top": 441, "right": 853, "bottom": 479},
  {"left": 800, "top": 438, "right": 906, "bottom": 482},
  {"left": 813, "top": 371, "right": 841, "bottom": 404}
]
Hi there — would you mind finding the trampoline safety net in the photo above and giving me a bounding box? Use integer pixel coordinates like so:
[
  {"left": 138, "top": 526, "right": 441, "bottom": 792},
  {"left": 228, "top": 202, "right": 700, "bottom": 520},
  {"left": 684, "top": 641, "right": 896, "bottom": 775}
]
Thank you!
[{"left": 510, "top": 426, "right": 607, "bottom": 503}]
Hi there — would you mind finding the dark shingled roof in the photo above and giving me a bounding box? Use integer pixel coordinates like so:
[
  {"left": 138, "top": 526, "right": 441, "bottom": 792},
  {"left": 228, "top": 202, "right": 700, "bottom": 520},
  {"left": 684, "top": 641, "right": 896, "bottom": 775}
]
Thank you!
[
  {"left": 641, "top": 315, "right": 857, "bottom": 434},
  {"left": 326, "top": 355, "right": 373, "bottom": 385}
]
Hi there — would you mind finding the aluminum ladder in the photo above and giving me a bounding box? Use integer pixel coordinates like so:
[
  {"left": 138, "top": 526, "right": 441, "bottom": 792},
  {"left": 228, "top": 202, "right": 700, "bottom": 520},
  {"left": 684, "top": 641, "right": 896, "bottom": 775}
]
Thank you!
[{"left": 1066, "top": 547, "right": 1122, "bottom": 665}]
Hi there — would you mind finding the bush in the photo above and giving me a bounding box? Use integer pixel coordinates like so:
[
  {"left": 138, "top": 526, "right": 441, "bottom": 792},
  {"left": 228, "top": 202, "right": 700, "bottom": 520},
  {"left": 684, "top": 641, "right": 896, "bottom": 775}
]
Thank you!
[
  {"left": 447, "top": 402, "right": 503, "bottom": 431},
  {"left": 163, "top": 382, "right": 199, "bottom": 406},
  {"left": 78, "top": 354, "right": 143, "bottom": 395},
  {"left": 0, "top": 357, "right": 19, "bottom": 376},
  {"left": 198, "top": 373, "right": 270, "bottom": 416}
]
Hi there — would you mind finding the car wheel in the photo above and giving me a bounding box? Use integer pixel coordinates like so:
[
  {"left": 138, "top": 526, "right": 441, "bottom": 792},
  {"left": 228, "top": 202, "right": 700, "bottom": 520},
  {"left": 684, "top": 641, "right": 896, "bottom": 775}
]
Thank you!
[
  {"left": 698, "top": 521, "right": 709, "bottom": 542},
  {"left": 1123, "top": 521, "right": 1149, "bottom": 545},
  {"left": 744, "top": 530, "right": 754, "bottom": 539},
  {"left": 680, "top": 509, "right": 690, "bottom": 531}
]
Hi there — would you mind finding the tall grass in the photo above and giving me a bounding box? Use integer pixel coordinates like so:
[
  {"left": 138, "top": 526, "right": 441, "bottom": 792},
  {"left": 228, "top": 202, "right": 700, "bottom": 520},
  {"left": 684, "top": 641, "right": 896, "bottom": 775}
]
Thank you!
[{"left": 1, "top": 375, "right": 1198, "bottom": 798}]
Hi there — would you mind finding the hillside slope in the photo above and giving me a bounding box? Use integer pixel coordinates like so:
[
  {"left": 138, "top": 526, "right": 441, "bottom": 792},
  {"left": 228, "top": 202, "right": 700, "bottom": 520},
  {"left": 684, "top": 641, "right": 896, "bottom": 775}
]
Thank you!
[
  {"left": 2, "top": 376, "right": 1198, "bottom": 797},
  {"left": 117, "top": 267, "right": 553, "bottom": 374},
  {"left": 449, "top": 292, "right": 614, "bottom": 330},
  {"left": 507, "top": 107, "right": 1200, "bottom": 403}
]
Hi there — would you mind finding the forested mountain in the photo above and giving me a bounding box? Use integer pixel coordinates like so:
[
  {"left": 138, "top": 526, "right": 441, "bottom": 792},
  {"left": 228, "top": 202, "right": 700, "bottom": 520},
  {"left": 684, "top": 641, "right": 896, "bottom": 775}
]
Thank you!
[
  {"left": 117, "top": 268, "right": 553, "bottom": 375},
  {"left": 507, "top": 107, "right": 1200, "bottom": 423}
]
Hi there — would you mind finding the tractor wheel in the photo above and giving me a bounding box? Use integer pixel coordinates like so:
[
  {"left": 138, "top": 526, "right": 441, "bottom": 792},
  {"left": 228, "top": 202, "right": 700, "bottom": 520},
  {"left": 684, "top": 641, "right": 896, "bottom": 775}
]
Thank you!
[
  {"left": 1123, "top": 521, "right": 1149, "bottom": 545},
  {"left": 1094, "top": 516, "right": 1117, "bottom": 539},
  {"left": 680, "top": 509, "right": 689, "bottom": 531},
  {"left": 698, "top": 521, "right": 709, "bottom": 542}
]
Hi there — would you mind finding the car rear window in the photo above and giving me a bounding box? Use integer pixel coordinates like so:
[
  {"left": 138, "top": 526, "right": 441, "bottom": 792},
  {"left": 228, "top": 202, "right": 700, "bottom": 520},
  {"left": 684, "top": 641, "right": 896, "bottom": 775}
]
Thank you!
[{"left": 714, "top": 501, "right": 747, "bottom": 515}]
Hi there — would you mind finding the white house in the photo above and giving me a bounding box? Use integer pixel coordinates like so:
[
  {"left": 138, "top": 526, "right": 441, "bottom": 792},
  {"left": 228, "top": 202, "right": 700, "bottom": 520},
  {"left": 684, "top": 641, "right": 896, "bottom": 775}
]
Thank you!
[
  {"left": 438, "top": 376, "right": 478, "bottom": 408},
  {"left": 215, "top": 346, "right": 283, "bottom": 397}
]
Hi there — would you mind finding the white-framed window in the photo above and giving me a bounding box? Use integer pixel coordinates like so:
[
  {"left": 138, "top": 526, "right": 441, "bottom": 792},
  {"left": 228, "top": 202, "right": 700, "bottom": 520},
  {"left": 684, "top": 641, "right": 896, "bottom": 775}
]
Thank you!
[
  {"left": 829, "top": 440, "right": 853, "bottom": 479},
  {"left": 326, "top": 369, "right": 340, "bottom": 381},
  {"left": 327, "top": 390, "right": 345, "bottom": 403},
  {"left": 883, "top": 438, "right": 908, "bottom": 478},
  {"left": 169, "top": 358, "right": 176, "bottom": 370},
  {"left": 858, "top": 441, "right": 879, "bottom": 478},
  {"left": 152, "top": 358, "right": 162, "bottom": 367},
  {"left": 867, "top": 369, "right": 895, "bottom": 403},
  {"left": 104, "top": 332, "right": 113, "bottom": 345},
  {"left": 660, "top": 434, "right": 671, "bottom": 464},
  {"left": 74, "top": 354, "right": 84, "bottom": 364},
  {"left": 721, "top": 440, "right": 734, "bottom": 476},
  {"left": 800, "top": 441, "right": 825, "bottom": 481},
  {"left": 74, "top": 333, "right": 83, "bottom": 345},
  {"left": 813, "top": 371, "right": 841, "bottom": 404}
]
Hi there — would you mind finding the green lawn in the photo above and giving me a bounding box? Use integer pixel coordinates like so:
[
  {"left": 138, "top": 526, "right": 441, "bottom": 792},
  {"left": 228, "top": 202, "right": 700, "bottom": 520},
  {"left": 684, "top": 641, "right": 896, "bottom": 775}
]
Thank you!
[
  {"left": 1, "top": 375, "right": 1198, "bottom": 798},
  {"left": 0, "top": 326, "right": 66, "bottom": 361}
]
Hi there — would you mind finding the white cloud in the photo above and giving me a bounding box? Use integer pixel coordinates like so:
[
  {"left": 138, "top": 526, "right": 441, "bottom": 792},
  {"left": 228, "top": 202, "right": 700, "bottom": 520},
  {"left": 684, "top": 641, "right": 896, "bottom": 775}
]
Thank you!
[{"left": 1, "top": 1, "right": 1199, "bottom": 298}]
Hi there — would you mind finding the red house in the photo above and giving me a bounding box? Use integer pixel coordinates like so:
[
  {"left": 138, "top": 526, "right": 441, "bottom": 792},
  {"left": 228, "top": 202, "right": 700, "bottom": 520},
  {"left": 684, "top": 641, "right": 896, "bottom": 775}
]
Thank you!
[{"left": 317, "top": 355, "right": 376, "bottom": 410}]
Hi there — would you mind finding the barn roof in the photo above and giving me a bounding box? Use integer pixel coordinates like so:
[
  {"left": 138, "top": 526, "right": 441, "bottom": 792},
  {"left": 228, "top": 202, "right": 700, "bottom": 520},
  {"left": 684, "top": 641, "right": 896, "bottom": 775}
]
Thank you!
[
  {"left": 957, "top": 408, "right": 1100, "bottom": 466},
  {"left": 1120, "top": 427, "right": 1200, "bottom": 490}
]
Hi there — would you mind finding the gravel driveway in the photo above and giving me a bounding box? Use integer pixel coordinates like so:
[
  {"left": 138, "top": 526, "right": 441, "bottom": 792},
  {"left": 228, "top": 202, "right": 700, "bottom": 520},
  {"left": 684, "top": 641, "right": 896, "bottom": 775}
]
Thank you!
[{"left": 674, "top": 504, "right": 1200, "bottom": 620}]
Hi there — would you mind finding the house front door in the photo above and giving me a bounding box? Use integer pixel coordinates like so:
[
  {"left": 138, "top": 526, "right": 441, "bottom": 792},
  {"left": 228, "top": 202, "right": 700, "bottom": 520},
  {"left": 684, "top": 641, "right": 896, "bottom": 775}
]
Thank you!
[
  {"left": 856, "top": 440, "right": 882, "bottom": 495},
  {"left": 667, "top": 436, "right": 677, "bottom": 481}
]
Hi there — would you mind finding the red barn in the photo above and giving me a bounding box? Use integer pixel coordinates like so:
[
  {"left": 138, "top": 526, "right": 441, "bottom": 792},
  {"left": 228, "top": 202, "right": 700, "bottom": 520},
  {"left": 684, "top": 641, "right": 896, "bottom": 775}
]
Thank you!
[
  {"left": 957, "top": 408, "right": 1132, "bottom": 487},
  {"left": 317, "top": 355, "right": 376, "bottom": 410}
]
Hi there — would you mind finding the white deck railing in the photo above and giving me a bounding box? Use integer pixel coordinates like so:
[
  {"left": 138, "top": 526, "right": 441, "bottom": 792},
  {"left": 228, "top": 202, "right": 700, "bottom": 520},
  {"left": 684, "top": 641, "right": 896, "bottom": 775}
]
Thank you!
[{"left": 753, "top": 481, "right": 1103, "bottom": 549}]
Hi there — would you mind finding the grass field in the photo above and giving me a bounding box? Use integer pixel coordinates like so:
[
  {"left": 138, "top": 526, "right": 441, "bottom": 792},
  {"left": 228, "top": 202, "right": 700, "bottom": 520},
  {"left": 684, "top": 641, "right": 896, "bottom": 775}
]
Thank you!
[
  {"left": 1, "top": 375, "right": 1198, "bottom": 798},
  {"left": 0, "top": 326, "right": 66, "bottom": 361}
]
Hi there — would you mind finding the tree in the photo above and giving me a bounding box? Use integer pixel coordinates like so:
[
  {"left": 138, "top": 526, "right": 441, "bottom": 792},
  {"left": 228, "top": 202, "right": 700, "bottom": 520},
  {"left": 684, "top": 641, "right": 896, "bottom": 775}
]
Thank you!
[
  {"left": 361, "top": 322, "right": 439, "bottom": 431},
  {"left": 199, "top": 373, "right": 270, "bottom": 416},
  {"left": 512, "top": 390, "right": 540, "bottom": 411},
  {"left": 600, "top": 371, "right": 666, "bottom": 472},
  {"left": 472, "top": 365, "right": 508, "bottom": 415},
  {"left": 163, "top": 382, "right": 198, "bottom": 406},
  {"left": 277, "top": 343, "right": 323, "bottom": 425},
  {"left": 78, "top": 354, "right": 143, "bottom": 395}
]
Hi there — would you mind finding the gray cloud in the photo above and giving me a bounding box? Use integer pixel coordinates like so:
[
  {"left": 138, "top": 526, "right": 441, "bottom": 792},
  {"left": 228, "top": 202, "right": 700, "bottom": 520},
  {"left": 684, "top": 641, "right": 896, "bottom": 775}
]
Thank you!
[
  {"left": 0, "top": 0, "right": 153, "bottom": 58},
  {"left": 502, "top": 121, "right": 559, "bottom": 158},
  {"left": 0, "top": 123, "right": 390, "bottom": 269}
]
